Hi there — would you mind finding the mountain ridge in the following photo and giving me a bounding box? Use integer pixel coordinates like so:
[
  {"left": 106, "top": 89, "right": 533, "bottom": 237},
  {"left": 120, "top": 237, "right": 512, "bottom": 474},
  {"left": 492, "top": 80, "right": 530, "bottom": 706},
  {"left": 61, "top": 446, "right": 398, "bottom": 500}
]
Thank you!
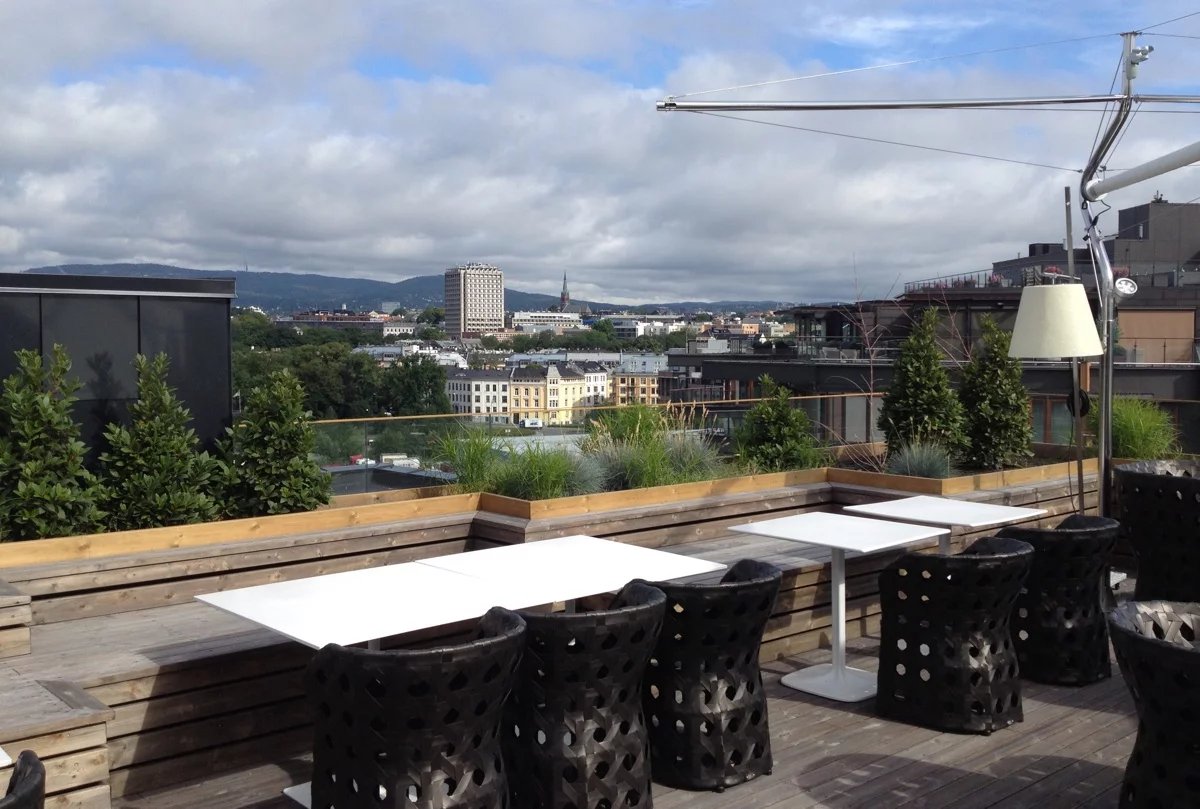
[{"left": 19, "top": 263, "right": 795, "bottom": 314}]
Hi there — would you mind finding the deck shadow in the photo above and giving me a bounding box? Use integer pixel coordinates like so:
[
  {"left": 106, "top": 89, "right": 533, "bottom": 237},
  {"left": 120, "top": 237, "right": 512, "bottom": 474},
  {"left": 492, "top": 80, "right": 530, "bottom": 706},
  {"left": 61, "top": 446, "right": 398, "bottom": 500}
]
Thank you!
[{"left": 791, "top": 753, "right": 1125, "bottom": 808}]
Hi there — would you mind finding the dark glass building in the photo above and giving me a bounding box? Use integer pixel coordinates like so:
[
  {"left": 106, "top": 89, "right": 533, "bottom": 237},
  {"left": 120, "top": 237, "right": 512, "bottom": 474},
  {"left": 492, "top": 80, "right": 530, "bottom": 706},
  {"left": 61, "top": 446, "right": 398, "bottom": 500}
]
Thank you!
[{"left": 0, "top": 273, "right": 236, "bottom": 455}]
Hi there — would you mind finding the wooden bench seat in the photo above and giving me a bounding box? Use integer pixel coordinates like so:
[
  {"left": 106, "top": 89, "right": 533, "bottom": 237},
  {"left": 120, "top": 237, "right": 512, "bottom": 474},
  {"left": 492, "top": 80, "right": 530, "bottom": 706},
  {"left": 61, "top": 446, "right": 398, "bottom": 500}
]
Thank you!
[{"left": 0, "top": 666, "right": 113, "bottom": 809}]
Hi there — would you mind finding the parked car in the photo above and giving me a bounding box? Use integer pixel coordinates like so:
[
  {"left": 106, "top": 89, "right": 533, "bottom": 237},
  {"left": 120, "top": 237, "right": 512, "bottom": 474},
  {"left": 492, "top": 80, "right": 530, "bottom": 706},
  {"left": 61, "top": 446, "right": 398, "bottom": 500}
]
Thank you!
[{"left": 519, "top": 418, "right": 544, "bottom": 429}]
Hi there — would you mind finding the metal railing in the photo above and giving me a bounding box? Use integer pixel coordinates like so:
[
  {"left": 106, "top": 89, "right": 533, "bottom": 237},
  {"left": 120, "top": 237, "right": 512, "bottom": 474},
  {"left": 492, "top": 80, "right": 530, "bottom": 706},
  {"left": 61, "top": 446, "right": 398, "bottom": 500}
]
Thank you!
[
  {"left": 309, "top": 392, "right": 886, "bottom": 495},
  {"left": 903, "top": 269, "right": 1021, "bottom": 294}
]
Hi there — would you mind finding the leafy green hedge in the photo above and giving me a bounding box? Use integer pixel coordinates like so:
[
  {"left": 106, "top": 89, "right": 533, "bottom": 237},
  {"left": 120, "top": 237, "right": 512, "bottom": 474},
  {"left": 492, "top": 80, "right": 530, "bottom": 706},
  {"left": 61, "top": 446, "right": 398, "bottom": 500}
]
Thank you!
[{"left": 0, "top": 346, "right": 330, "bottom": 542}]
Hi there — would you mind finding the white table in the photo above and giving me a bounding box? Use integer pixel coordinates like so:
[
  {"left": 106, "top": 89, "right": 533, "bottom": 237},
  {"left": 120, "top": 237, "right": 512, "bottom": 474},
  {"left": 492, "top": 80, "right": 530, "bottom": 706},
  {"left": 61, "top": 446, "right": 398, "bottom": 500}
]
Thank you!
[
  {"left": 197, "top": 536, "right": 724, "bottom": 809},
  {"left": 844, "top": 495, "right": 1046, "bottom": 549},
  {"left": 731, "top": 512, "right": 948, "bottom": 703},
  {"left": 417, "top": 535, "right": 726, "bottom": 606},
  {"left": 197, "top": 562, "right": 505, "bottom": 650}
]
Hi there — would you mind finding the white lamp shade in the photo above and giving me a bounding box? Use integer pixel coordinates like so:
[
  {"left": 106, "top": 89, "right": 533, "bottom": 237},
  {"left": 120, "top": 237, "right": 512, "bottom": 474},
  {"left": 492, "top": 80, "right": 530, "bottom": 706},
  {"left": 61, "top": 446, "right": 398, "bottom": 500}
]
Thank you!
[{"left": 1008, "top": 284, "right": 1103, "bottom": 358}]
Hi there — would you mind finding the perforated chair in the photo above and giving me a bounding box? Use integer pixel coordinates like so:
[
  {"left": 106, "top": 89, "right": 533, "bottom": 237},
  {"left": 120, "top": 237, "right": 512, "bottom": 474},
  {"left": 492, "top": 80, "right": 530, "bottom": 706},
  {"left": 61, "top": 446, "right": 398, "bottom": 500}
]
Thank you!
[
  {"left": 0, "top": 751, "right": 45, "bottom": 809},
  {"left": 1114, "top": 460, "right": 1200, "bottom": 602},
  {"left": 636, "top": 559, "right": 782, "bottom": 792},
  {"left": 1109, "top": 601, "right": 1200, "bottom": 809},
  {"left": 876, "top": 536, "right": 1034, "bottom": 734},
  {"left": 305, "top": 608, "right": 526, "bottom": 809},
  {"left": 505, "top": 582, "right": 665, "bottom": 809},
  {"left": 998, "top": 515, "right": 1121, "bottom": 685}
]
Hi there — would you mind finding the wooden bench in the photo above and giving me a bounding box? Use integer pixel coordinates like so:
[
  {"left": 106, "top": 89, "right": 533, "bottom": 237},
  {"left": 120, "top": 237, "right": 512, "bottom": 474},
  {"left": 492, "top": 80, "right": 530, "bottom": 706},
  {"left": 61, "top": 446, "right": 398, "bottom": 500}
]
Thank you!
[{"left": 0, "top": 476, "right": 1087, "bottom": 805}]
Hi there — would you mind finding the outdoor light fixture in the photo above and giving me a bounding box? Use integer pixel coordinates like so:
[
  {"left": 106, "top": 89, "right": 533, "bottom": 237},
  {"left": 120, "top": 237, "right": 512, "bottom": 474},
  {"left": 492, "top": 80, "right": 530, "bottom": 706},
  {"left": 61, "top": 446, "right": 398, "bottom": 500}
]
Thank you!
[
  {"left": 1008, "top": 283, "right": 1102, "bottom": 360},
  {"left": 1009, "top": 282, "right": 1102, "bottom": 514}
]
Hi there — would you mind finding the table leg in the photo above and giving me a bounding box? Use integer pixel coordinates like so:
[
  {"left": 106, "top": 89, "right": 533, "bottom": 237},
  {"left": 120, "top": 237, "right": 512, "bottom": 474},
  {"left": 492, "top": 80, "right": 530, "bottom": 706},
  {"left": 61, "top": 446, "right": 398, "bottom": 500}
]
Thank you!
[
  {"left": 938, "top": 532, "right": 951, "bottom": 555},
  {"left": 780, "top": 548, "right": 877, "bottom": 702}
]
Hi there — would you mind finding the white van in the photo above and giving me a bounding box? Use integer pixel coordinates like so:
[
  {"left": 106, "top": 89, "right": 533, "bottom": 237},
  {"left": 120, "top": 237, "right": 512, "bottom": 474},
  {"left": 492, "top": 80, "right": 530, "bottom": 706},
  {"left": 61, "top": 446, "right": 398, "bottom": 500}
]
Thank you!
[{"left": 519, "top": 418, "right": 544, "bottom": 429}]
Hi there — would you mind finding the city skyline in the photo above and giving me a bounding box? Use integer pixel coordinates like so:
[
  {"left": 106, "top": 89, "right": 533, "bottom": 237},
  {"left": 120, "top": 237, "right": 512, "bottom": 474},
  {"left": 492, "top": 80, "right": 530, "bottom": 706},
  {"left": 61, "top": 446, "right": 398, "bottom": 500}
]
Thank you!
[{"left": 1, "top": 2, "right": 1199, "bottom": 304}]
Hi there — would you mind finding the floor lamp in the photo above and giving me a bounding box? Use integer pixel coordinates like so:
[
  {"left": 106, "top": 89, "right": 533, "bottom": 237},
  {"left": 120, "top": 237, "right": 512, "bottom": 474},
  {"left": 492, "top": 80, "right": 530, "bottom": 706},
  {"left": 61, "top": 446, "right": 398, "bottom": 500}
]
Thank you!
[{"left": 1008, "top": 282, "right": 1103, "bottom": 515}]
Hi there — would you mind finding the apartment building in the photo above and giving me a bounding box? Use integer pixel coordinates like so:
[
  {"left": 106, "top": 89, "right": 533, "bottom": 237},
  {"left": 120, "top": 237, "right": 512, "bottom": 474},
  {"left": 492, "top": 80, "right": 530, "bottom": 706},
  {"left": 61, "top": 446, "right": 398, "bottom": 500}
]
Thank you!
[
  {"left": 509, "top": 362, "right": 592, "bottom": 424},
  {"left": 609, "top": 371, "right": 661, "bottom": 406},
  {"left": 444, "top": 262, "right": 504, "bottom": 337},
  {"left": 507, "top": 311, "right": 582, "bottom": 332},
  {"left": 445, "top": 369, "right": 511, "bottom": 423},
  {"left": 578, "top": 361, "right": 609, "bottom": 407}
]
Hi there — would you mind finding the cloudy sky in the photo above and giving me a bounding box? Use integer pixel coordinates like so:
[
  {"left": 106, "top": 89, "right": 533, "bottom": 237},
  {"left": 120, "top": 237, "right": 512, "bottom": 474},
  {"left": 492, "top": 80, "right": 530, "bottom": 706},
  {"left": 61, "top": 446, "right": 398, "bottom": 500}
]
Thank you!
[{"left": 1, "top": 1, "right": 1199, "bottom": 304}]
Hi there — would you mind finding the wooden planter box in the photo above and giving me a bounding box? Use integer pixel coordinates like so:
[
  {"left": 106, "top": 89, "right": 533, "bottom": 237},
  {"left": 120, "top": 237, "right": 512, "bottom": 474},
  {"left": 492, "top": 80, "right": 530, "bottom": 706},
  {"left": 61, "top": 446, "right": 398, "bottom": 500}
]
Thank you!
[
  {"left": 0, "top": 458, "right": 1103, "bottom": 568},
  {"left": 828, "top": 458, "right": 1101, "bottom": 496}
]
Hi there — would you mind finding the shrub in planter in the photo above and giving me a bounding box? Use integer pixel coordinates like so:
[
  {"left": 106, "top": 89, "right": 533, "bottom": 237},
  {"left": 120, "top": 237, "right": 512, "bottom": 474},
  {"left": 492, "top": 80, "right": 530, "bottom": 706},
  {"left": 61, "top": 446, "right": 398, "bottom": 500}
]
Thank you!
[
  {"left": 1087, "top": 396, "right": 1179, "bottom": 460},
  {"left": 218, "top": 370, "right": 332, "bottom": 518},
  {"left": 98, "top": 354, "right": 221, "bottom": 531},
  {"left": 958, "top": 317, "right": 1032, "bottom": 470},
  {"left": 584, "top": 403, "right": 668, "bottom": 447},
  {"left": 435, "top": 427, "right": 502, "bottom": 492},
  {"left": 0, "top": 346, "right": 105, "bottom": 541},
  {"left": 886, "top": 441, "right": 957, "bottom": 479},
  {"left": 879, "top": 307, "right": 964, "bottom": 451},
  {"left": 491, "top": 444, "right": 604, "bottom": 501},
  {"left": 736, "top": 375, "right": 829, "bottom": 472}
]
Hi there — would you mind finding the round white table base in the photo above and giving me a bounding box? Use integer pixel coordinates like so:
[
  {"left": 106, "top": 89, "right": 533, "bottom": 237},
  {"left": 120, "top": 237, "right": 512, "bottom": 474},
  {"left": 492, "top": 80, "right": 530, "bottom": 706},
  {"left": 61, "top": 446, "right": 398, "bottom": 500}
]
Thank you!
[{"left": 780, "top": 663, "right": 877, "bottom": 703}]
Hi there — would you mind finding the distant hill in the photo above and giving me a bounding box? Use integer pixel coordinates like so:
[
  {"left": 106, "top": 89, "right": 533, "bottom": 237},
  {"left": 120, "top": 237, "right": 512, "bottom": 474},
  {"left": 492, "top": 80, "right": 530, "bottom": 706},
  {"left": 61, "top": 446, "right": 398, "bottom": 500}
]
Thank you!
[{"left": 21, "top": 264, "right": 792, "bottom": 314}]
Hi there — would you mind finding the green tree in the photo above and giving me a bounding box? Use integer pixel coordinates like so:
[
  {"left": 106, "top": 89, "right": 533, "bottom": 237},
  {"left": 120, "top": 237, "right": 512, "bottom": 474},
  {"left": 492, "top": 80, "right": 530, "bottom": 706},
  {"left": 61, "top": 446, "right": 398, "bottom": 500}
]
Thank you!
[
  {"left": 417, "top": 306, "right": 445, "bottom": 325},
  {"left": 958, "top": 317, "right": 1031, "bottom": 470},
  {"left": 217, "top": 370, "right": 332, "bottom": 518},
  {"left": 592, "top": 319, "right": 616, "bottom": 338},
  {"left": 98, "top": 354, "right": 221, "bottom": 530},
  {"left": 390, "top": 307, "right": 407, "bottom": 317},
  {"left": 0, "top": 346, "right": 105, "bottom": 541},
  {"left": 380, "top": 356, "right": 452, "bottom": 416},
  {"left": 479, "top": 335, "right": 501, "bottom": 350},
  {"left": 418, "top": 326, "right": 447, "bottom": 342},
  {"left": 879, "top": 308, "right": 964, "bottom": 451},
  {"left": 736, "top": 376, "right": 829, "bottom": 471}
]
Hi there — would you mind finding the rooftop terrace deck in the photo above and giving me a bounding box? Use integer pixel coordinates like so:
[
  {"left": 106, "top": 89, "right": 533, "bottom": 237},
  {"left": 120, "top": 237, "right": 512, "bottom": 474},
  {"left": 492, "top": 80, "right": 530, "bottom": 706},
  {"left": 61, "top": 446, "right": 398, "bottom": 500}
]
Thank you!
[{"left": 111, "top": 635, "right": 1136, "bottom": 809}]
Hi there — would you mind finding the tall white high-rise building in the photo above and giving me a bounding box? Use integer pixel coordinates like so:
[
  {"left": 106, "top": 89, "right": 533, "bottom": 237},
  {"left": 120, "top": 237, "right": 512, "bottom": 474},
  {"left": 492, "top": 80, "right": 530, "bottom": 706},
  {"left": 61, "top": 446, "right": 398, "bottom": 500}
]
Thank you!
[{"left": 444, "top": 262, "right": 504, "bottom": 337}]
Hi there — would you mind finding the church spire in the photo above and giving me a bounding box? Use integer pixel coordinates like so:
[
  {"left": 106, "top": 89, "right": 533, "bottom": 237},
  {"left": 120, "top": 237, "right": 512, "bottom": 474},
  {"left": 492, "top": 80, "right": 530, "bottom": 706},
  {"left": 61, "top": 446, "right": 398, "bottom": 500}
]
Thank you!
[{"left": 560, "top": 271, "right": 570, "bottom": 311}]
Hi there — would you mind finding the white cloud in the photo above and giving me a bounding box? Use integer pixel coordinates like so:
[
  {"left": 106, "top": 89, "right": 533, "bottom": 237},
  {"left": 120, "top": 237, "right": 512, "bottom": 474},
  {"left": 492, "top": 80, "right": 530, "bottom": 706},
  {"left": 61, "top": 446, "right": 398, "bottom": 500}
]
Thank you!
[{"left": 0, "top": 1, "right": 1197, "bottom": 304}]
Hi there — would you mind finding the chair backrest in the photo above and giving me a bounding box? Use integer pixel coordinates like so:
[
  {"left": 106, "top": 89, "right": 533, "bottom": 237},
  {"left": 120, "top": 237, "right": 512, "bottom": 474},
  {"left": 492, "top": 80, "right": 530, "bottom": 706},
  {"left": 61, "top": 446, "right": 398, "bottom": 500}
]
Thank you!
[
  {"left": 306, "top": 607, "right": 525, "bottom": 808},
  {"left": 515, "top": 582, "right": 666, "bottom": 703},
  {"left": 1108, "top": 601, "right": 1200, "bottom": 740},
  {"left": 1114, "top": 460, "right": 1200, "bottom": 601},
  {"left": 638, "top": 559, "right": 782, "bottom": 676},
  {"left": 997, "top": 515, "right": 1119, "bottom": 591},
  {"left": 0, "top": 751, "right": 45, "bottom": 809},
  {"left": 880, "top": 537, "right": 1034, "bottom": 628}
]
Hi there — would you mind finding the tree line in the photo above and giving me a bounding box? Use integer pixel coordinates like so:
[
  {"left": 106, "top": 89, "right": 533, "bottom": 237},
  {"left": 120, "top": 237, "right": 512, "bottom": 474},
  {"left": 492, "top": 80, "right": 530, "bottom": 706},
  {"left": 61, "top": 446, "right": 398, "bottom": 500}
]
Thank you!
[{"left": 233, "top": 312, "right": 452, "bottom": 420}]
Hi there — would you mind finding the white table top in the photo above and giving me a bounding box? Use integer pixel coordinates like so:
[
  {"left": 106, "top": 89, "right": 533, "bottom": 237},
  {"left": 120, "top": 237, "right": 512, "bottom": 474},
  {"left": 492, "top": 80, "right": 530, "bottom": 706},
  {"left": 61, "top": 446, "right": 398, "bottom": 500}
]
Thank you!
[
  {"left": 197, "top": 563, "right": 504, "bottom": 649},
  {"left": 418, "top": 535, "right": 727, "bottom": 607},
  {"left": 730, "top": 512, "right": 948, "bottom": 555},
  {"left": 197, "top": 536, "right": 725, "bottom": 649},
  {"left": 843, "top": 495, "right": 1046, "bottom": 529}
]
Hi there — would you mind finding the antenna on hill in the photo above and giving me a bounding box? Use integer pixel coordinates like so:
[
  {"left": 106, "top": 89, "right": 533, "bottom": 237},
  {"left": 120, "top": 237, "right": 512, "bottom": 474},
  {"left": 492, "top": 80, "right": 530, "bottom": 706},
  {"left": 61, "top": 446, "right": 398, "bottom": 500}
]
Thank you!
[{"left": 658, "top": 29, "right": 1200, "bottom": 515}]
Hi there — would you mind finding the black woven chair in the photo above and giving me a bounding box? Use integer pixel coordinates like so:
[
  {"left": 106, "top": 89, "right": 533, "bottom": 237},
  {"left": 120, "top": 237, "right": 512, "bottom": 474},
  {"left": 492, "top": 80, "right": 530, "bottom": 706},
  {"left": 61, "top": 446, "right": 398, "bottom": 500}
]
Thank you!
[
  {"left": 998, "top": 514, "right": 1121, "bottom": 686},
  {"left": 0, "top": 751, "right": 45, "bottom": 809},
  {"left": 636, "top": 559, "right": 782, "bottom": 792},
  {"left": 305, "top": 607, "right": 526, "bottom": 809},
  {"left": 1114, "top": 460, "right": 1200, "bottom": 602},
  {"left": 876, "top": 536, "right": 1034, "bottom": 734},
  {"left": 1109, "top": 601, "right": 1200, "bottom": 809},
  {"left": 505, "top": 582, "right": 665, "bottom": 809}
]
